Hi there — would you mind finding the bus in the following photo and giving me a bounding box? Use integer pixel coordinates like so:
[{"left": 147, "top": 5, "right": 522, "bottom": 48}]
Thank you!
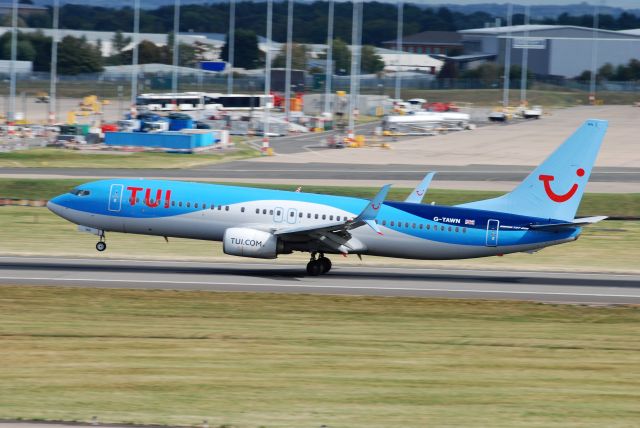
[{"left": 136, "top": 92, "right": 273, "bottom": 112}]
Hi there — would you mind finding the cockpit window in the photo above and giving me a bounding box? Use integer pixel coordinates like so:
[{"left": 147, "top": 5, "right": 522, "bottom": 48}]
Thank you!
[{"left": 70, "top": 188, "right": 91, "bottom": 196}]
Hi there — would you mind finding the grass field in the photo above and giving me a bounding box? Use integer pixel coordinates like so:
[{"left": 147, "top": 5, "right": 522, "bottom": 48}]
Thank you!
[
  {"left": 1, "top": 206, "right": 639, "bottom": 273},
  {"left": 0, "top": 144, "right": 260, "bottom": 169},
  {"left": 1, "top": 178, "right": 639, "bottom": 218},
  {"left": 1, "top": 286, "right": 639, "bottom": 427}
]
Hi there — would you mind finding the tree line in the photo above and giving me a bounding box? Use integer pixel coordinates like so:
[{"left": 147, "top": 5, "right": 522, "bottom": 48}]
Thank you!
[{"left": 9, "top": 2, "right": 640, "bottom": 47}]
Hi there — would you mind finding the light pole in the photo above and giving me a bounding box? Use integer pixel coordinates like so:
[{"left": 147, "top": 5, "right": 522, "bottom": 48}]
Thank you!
[
  {"left": 520, "top": 4, "right": 530, "bottom": 105},
  {"left": 589, "top": 3, "right": 600, "bottom": 105},
  {"left": 502, "top": 3, "right": 513, "bottom": 109},
  {"left": 227, "top": 0, "right": 235, "bottom": 94},
  {"left": 262, "top": 0, "right": 273, "bottom": 154},
  {"left": 323, "top": 0, "right": 334, "bottom": 116},
  {"left": 49, "top": 0, "right": 59, "bottom": 124},
  {"left": 394, "top": 0, "right": 403, "bottom": 101},
  {"left": 171, "top": 0, "right": 181, "bottom": 95},
  {"left": 284, "top": 0, "right": 294, "bottom": 123},
  {"left": 131, "top": 0, "right": 141, "bottom": 109},
  {"left": 347, "top": 0, "right": 362, "bottom": 140},
  {"left": 8, "top": 0, "right": 18, "bottom": 122}
]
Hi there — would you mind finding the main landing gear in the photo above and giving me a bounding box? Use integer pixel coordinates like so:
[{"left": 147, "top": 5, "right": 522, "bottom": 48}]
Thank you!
[
  {"left": 306, "top": 252, "right": 332, "bottom": 276},
  {"left": 95, "top": 232, "right": 107, "bottom": 252}
]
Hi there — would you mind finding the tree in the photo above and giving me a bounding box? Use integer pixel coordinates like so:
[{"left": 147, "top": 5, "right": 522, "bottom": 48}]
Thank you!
[
  {"left": 57, "top": 35, "right": 103, "bottom": 74},
  {"left": 272, "top": 43, "right": 308, "bottom": 70},
  {"left": 598, "top": 63, "right": 615, "bottom": 80},
  {"left": 360, "top": 45, "right": 384, "bottom": 74},
  {"left": 111, "top": 30, "right": 131, "bottom": 58},
  {"left": 329, "top": 38, "right": 350, "bottom": 75},
  {"left": 220, "top": 29, "right": 263, "bottom": 70}
]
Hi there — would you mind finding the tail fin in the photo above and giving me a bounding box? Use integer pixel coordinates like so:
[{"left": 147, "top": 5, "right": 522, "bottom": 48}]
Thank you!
[{"left": 457, "top": 119, "right": 608, "bottom": 221}]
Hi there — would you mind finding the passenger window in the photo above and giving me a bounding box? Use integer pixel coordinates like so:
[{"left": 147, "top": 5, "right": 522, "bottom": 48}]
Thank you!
[
  {"left": 315, "top": 214, "right": 319, "bottom": 219},
  {"left": 218, "top": 205, "right": 222, "bottom": 210},
  {"left": 426, "top": 224, "right": 430, "bottom": 230},
  {"left": 178, "top": 201, "right": 182, "bottom": 207},
  {"left": 136, "top": 198, "right": 140, "bottom": 203},
  {"left": 171, "top": 201, "right": 175, "bottom": 206},
  {"left": 336, "top": 216, "right": 341, "bottom": 221},
  {"left": 390, "top": 221, "right": 395, "bottom": 226},
  {"left": 307, "top": 213, "right": 311, "bottom": 218},
  {"left": 419, "top": 224, "right": 423, "bottom": 229},
  {"left": 270, "top": 210, "right": 274, "bottom": 215},
  {"left": 463, "top": 228, "right": 467, "bottom": 233},
  {"left": 164, "top": 202, "right": 169, "bottom": 208},
  {"left": 256, "top": 208, "right": 260, "bottom": 214},
  {"left": 322, "top": 214, "right": 326, "bottom": 220},
  {"left": 405, "top": 222, "right": 409, "bottom": 228},
  {"left": 203, "top": 203, "right": 207, "bottom": 209},
  {"left": 290, "top": 211, "right": 295, "bottom": 217},
  {"left": 241, "top": 207, "right": 245, "bottom": 213},
  {"left": 263, "top": 209, "right": 267, "bottom": 214},
  {"left": 194, "top": 203, "right": 198, "bottom": 208},
  {"left": 187, "top": 202, "right": 191, "bottom": 208},
  {"left": 412, "top": 223, "right": 416, "bottom": 229},
  {"left": 299, "top": 212, "right": 303, "bottom": 218},
  {"left": 441, "top": 226, "right": 445, "bottom": 231},
  {"left": 455, "top": 227, "right": 459, "bottom": 232},
  {"left": 329, "top": 215, "right": 333, "bottom": 221},
  {"left": 276, "top": 210, "right": 281, "bottom": 216},
  {"left": 448, "top": 226, "right": 452, "bottom": 232},
  {"left": 225, "top": 206, "right": 229, "bottom": 211},
  {"left": 382, "top": 220, "right": 386, "bottom": 226}
]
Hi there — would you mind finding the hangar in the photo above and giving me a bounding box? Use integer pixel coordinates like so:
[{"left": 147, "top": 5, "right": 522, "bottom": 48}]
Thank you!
[{"left": 459, "top": 25, "right": 640, "bottom": 78}]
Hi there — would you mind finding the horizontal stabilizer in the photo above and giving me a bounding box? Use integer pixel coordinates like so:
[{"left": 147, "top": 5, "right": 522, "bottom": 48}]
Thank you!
[{"left": 529, "top": 215, "right": 607, "bottom": 231}]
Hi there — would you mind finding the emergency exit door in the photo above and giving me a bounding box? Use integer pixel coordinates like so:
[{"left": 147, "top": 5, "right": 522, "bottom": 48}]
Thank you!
[
  {"left": 485, "top": 219, "right": 499, "bottom": 247},
  {"left": 108, "top": 184, "right": 124, "bottom": 212}
]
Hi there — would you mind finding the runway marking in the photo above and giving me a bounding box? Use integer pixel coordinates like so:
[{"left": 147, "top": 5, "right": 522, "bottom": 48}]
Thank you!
[{"left": 1, "top": 276, "right": 639, "bottom": 299}]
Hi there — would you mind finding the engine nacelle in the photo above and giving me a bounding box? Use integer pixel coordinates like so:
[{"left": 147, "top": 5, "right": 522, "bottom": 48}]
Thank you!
[{"left": 223, "top": 227, "right": 278, "bottom": 259}]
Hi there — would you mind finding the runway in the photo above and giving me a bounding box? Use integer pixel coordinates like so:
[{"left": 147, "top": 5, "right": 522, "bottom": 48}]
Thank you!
[{"left": 1, "top": 256, "right": 639, "bottom": 305}]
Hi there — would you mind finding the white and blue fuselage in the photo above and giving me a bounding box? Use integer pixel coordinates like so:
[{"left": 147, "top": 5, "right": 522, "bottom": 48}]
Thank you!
[{"left": 48, "top": 179, "right": 579, "bottom": 261}]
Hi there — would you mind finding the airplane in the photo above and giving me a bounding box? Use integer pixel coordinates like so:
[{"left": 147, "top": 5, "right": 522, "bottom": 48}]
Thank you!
[{"left": 47, "top": 120, "right": 608, "bottom": 276}]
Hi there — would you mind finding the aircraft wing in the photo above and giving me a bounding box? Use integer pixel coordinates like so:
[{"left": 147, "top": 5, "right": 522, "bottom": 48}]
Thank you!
[
  {"left": 528, "top": 216, "right": 607, "bottom": 231},
  {"left": 405, "top": 172, "right": 436, "bottom": 204},
  {"left": 272, "top": 185, "right": 391, "bottom": 254}
]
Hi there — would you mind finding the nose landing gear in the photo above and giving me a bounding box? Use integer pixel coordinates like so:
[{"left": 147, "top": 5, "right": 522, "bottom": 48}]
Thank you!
[
  {"left": 95, "top": 232, "right": 106, "bottom": 252},
  {"left": 306, "top": 252, "right": 332, "bottom": 276}
]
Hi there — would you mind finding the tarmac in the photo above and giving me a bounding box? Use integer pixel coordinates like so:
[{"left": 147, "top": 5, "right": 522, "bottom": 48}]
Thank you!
[{"left": 1, "top": 256, "right": 639, "bottom": 305}]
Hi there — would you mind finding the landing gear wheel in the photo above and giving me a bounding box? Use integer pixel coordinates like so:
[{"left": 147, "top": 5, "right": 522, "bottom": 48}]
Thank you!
[
  {"left": 306, "top": 260, "right": 322, "bottom": 276},
  {"left": 319, "top": 257, "right": 332, "bottom": 274},
  {"left": 96, "top": 241, "right": 107, "bottom": 252}
]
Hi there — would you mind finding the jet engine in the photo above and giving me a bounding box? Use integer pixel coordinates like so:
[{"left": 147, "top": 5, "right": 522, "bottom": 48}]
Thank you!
[{"left": 223, "top": 228, "right": 279, "bottom": 259}]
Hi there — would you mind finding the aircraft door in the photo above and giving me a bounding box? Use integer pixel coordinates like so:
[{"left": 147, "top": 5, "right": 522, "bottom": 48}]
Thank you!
[
  {"left": 286, "top": 208, "right": 298, "bottom": 224},
  {"left": 273, "top": 207, "right": 284, "bottom": 223},
  {"left": 485, "top": 219, "right": 499, "bottom": 247},
  {"left": 108, "top": 184, "right": 124, "bottom": 212}
]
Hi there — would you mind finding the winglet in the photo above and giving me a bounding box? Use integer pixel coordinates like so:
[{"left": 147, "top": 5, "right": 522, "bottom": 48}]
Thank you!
[
  {"left": 405, "top": 172, "right": 436, "bottom": 203},
  {"left": 354, "top": 184, "right": 391, "bottom": 234}
]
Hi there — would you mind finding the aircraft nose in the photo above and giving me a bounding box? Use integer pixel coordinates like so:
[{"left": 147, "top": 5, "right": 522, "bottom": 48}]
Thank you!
[{"left": 47, "top": 195, "right": 66, "bottom": 216}]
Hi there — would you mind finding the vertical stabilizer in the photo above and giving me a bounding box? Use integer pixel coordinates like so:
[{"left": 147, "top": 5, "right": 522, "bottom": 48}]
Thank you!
[{"left": 458, "top": 119, "right": 608, "bottom": 221}]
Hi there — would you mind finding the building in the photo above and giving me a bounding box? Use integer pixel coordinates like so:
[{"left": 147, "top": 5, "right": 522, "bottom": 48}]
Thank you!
[
  {"left": 383, "top": 31, "right": 463, "bottom": 56},
  {"left": 459, "top": 25, "right": 640, "bottom": 78},
  {"left": 376, "top": 48, "right": 443, "bottom": 74}
]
